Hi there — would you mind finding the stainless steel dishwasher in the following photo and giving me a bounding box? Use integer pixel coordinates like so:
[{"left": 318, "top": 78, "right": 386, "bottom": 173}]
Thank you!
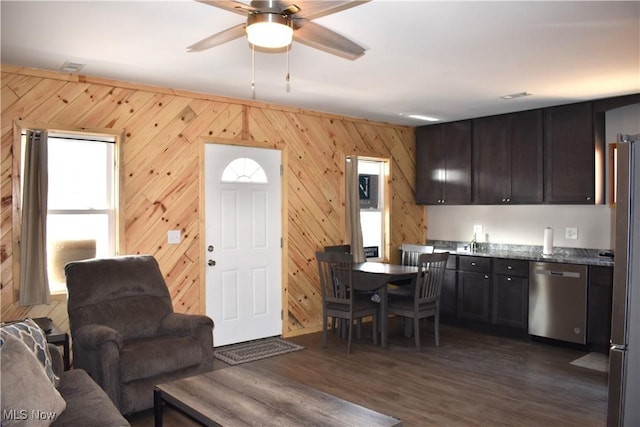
[{"left": 528, "top": 262, "right": 588, "bottom": 344}]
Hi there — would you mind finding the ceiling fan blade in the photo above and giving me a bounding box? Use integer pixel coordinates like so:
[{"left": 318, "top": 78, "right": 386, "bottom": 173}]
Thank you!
[
  {"left": 196, "top": 0, "right": 256, "bottom": 15},
  {"left": 294, "top": 1, "right": 370, "bottom": 20},
  {"left": 187, "top": 23, "right": 247, "bottom": 52},
  {"left": 293, "top": 19, "right": 365, "bottom": 60}
]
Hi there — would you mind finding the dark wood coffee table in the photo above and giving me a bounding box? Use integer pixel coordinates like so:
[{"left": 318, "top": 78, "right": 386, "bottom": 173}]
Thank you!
[{"left": 154, "top": 364, "right": 402, "bottom": 426}]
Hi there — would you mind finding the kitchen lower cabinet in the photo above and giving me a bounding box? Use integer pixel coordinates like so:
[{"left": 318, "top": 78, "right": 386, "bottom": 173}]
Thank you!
[
  {"left": 491, "top": 258, "right": 529, "bottom": 330},
  {"left": 587, "top": 265, "right": 613, "bottom": 353},
  {"left": 440, "top": 254, "right": 458, "bottom": 318},
  {"left": 437, "top": 251, "right": 611, "bottom": 344},
  {"left": 457, "top": 256, "right": 491, "bottom": 322}
]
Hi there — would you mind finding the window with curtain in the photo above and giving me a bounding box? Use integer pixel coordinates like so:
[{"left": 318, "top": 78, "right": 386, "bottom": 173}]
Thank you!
[
  {"left": 20, "top": 132, "right": 118, "bottom": 294},
  {"left": 358, "top": 158, "right": 388, "bottom": 261}
]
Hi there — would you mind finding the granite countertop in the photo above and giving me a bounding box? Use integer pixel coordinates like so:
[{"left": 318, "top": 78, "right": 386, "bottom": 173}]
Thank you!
[{"left": 427, "top": 240, "right": 614, "bottom": 267}]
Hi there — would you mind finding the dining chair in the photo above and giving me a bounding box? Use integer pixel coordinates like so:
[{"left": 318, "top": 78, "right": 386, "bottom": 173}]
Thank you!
[
  {"left": 388, "top": 243, "right": 435, "bottom": 293},
  {"left": 387, "top": 252, "right": 449, "bottom": 349},
  {"left": 400, "top": 243, "right": 435, "bottom": 266},
  {"left": 316, "top": 251, "right": 379, "bottom": 353},
  {"left": 323, "top": 243, "right": 372, "bottom": 334}
]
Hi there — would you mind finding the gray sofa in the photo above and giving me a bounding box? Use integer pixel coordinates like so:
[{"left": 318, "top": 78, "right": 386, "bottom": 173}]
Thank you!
[
  {"left": 50, "top": 345, "right": 130, "bottom": 426},
  {"left": 0, "top": 321, "right": 128, "bottom": 427}
]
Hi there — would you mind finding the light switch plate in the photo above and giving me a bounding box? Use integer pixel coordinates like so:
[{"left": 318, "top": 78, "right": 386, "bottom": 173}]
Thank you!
[
  {"left": 168, "top": 230, "right": 181, "bottom": 244},
  {"left": 565, "top": 227, "right": 578, "bottom": 240}
]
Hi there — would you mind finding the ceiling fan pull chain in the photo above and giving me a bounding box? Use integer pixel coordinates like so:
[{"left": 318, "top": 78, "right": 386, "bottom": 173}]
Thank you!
[
  {"left": 286, "top": 42, "right": 291, "bottom": 93},
  {"left": 251, "top": 43, "right": 256, "bottom": 99}
]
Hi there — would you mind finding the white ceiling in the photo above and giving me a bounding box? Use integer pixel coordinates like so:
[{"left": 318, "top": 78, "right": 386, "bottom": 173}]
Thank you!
[{"left": 2, "top": 1, "right": 639, "bottom": 126}]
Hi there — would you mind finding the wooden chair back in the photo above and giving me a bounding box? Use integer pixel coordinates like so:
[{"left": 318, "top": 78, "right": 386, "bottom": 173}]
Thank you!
[
  {"left": 400, "top": 244, "right": 434, "bottom": 266},
  {"left": 316, "top": 251, "right": 354, "bottom": 305},
  {"left": 415, "top": 252, "right": 449, "bottom": 304}
]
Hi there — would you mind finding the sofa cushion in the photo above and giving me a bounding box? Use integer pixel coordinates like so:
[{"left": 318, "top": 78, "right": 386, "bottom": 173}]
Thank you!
[
  {"left": 0, "top": 332, "right": 66, "bottom": 426},
  {"left": 1, "top": 318, "right": 58, "bottom": 386},
  {"left": 119, "top": 335, "right": 202, "bottom": 383},
  {"left": 52, "top": 369, "right": 129, "bottom": 427}
]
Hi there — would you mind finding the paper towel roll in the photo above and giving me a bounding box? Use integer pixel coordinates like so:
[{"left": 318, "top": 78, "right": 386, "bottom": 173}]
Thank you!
[{"left": 543, "top": 227, "right": 553, "bottom": 255}]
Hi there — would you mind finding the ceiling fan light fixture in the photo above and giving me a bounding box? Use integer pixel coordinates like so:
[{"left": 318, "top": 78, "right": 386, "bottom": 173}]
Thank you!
[{"left": 246, "top": 13, "right": 293, "bottom": 48}]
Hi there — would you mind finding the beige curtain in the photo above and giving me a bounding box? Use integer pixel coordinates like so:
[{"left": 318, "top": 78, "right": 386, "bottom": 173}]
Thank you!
[
  {"left": 345, "top": 156, "right": 365, "bottom": 262},
  {"left": 19, "top": 130, "right": 50, "bottom": 306}
]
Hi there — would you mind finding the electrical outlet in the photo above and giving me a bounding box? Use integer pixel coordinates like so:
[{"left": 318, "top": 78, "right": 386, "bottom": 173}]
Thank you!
[
  {"left": 168, "top": 230, "right": 181, "bottom": 244},
  {"left": 565, "top": 227, "right": 578, "bottom": 240}
]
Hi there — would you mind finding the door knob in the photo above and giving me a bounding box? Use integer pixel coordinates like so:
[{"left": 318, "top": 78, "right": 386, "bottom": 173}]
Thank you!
[
  {"left": 207, "top": 245, "right": 214, "bottom": 252},
  {"left": 208, "top": 259, "right": 216, "bottom": 266}
]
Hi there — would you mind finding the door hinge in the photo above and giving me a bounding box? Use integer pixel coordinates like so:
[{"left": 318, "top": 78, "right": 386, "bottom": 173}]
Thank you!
[
  {"left": 280, "top": 164, "right": 283, "bottom": 176},
  {"left": 281, "top": 309, "right": 283, "bottom": 320},
  {"left": 281, "top": 237, "right": 283, "bottom": 248}
]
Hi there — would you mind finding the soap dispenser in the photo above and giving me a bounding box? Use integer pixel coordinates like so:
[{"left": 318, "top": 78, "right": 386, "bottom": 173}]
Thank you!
[{"left": 470, "top": 234, "right": 478, "bottom": 253}]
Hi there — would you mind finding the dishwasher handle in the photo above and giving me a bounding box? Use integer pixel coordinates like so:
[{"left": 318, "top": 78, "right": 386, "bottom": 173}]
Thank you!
[{"left": 535, "top": 269, "right": 581, "bottom": 279}]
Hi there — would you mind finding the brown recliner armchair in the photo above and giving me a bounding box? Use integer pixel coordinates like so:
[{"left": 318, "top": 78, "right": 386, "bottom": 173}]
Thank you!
[{"left": 65, "top": 255, "right": 214, "bottom": 414}]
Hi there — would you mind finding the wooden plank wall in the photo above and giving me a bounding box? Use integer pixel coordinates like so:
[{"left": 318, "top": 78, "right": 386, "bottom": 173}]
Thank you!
[{"left": 0, "top": 64, "right": 426, "bottom": 338}]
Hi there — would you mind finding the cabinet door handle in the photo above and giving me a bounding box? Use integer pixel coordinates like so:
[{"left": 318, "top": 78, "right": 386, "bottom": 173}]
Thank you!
[
  {"left": 471, "top": 262, "right": 477, "bottom": 266},
  {"left": 507, "top": 277, "right": 512, "bottom": 281},
  {"left": 484, "top": 275, "right": 489, "bottom": 279},
  {"left": 507, "top": 265, "right": 513, "bottom": 270}
]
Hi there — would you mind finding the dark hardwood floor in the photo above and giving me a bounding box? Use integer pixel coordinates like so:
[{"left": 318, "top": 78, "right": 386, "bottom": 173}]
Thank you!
[{"left": 129, "top": 320, "right": 608, "bottom": 427}]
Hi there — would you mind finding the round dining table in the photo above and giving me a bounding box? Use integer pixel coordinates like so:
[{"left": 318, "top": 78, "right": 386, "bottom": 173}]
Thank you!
[{"left": 352, "top": 262, "right": 419, "bottom": 348}]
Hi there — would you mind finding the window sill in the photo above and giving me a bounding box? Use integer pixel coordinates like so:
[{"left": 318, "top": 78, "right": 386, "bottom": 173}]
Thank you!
[{"left": 50, "top": 291, "right": 68, "bottom": 301}]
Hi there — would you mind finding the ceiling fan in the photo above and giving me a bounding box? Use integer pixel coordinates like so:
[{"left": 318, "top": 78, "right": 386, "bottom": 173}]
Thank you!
[{"left": 187, "top": 0, "right": 370, "bottom": 60}]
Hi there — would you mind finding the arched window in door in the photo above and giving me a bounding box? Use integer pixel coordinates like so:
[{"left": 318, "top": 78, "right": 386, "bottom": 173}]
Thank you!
[{"left": 220, "top": 157, "right": 268, "bottom": 183}]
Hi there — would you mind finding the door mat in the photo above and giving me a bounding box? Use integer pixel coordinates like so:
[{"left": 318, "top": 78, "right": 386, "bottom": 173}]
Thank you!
[
  {"left": 214, "top": 337, "right": 304, "bottom": 366},
  {"left": 570, "top": 352, "right": 609, "bottom": 373}
]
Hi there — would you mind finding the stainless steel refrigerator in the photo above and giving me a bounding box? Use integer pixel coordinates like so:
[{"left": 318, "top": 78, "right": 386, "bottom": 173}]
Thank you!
[{"left": 608, "top": 134, "right": 640, "bottom": 426}]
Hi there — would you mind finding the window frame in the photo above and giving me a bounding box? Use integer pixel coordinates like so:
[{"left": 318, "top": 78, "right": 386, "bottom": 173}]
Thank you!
[
  {"left": 221, "top": 157, "right": 268, "bottom": 183},
  {"left": 357, "top": 157, "right": 390, "bottom": 262},
  {"left": 11, "top": 121, "right": 124, "bottom": 298}
]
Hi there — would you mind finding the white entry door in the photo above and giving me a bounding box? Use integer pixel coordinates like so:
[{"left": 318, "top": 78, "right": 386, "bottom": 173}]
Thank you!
[{"left": 204, "top": 144, "right": 282, "bottom": 347}]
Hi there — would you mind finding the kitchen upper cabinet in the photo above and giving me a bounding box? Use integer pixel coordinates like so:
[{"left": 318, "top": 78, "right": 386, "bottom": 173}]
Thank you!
[
  {"left": 473, "top": 110, "right": 543, "bottom": 204},
  {"left": 414, "top": 96, "right": 626, "bottom": 206},
  {"left": 416, "top": 121, "right": 471, "bottom": 205},
  {"left": 544, "top": 102, "right": 596, "bottom": 203},
  {"left": 491, "top": 258, "right": 529, "bottom": 330}
]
